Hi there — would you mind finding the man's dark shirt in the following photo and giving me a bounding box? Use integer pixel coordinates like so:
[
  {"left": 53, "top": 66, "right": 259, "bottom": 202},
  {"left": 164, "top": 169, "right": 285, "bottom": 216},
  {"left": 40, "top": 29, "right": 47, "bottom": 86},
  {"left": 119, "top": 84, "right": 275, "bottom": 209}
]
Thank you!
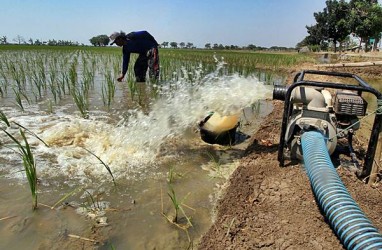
[{"left": 122, "top": 31, "right": 158, "bottom": 75}]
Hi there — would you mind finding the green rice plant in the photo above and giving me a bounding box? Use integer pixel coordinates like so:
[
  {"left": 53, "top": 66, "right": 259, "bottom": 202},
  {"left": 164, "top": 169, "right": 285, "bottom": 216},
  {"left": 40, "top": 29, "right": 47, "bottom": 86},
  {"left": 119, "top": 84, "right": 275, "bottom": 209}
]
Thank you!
[
  {"left": 38, "top": 61, "right": 47, "bottom": 89},
  {"left": 31, "top": 70, "right": 44, "bottom": 100},
  {"left": 127, "top": 79, "right": 137, "bottom": 100},
  {"left": 49, "top": 187, "right": 81, "bottom": 209},
  {"left": 167, "top": 166, "right": 176, "bottom": 184},
  {"left": 167, "top": 184, "right": 180, "bottom": 223},
  {"left": 161, "top": 183, "right": 194, "bottom": 247},
  {"left": 47, "top": 99, "right": 54, "bottom": 114},
  {"left": 1, "top": 128, "right": 38, "bottom": 210},
  {"left": 0, "top": 71, "right": 9, "bottom": 96},
  {"left": 82, "top": 147, "right": 116, "bottom": 185},
  {"left": 12, "top": 121, "right": 49, "bottom": 147},
  {"left": 205, "top": 151, "right": 222, "bottom": 177},
  {"left": 101, "top": 71, "right": 116, "bottom": 108},
  {"left": 59, "top": 71, "right": 69, "bottom": 95},
  {"left": 71, "top": 86, "right": 89, "bottom": 119},
  {"left": 0, "top": 110, "right": 10, "bottom": 127},
  {"left": 83, "top": 189, "right": 98, "bottom": 209},
  {"left": 9, "top": 64, "right": 23, "bottom": 90},
  {"left": 12, "top": 87, "right": 29, "bottom": 111},
  {"left": 166, "top": 184, "right": 192, "bottom": 227},
  {"left": 167, "top": 166, "right": 184, "bottom": 184},
  {"left": 69, "top": 60, "right": 78, "bottom": 90},
  {"left": 48, "top": 68, "right": 63, "bottom": 103}
]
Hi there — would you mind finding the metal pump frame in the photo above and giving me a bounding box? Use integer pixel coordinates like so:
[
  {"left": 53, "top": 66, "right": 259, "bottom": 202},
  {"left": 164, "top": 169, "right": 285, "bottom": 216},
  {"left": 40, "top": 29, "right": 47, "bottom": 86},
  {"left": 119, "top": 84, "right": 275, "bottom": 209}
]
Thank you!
[{"left": 277, "top": 70, "right": 382, "bottom": 178}]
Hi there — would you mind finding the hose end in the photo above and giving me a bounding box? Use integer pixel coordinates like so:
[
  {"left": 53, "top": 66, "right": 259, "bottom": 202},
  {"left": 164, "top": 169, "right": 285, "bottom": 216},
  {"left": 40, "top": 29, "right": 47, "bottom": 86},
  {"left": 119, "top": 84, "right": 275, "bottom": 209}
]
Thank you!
[{"left": 273, "top": 85, "right": 288, "bottom": 101}]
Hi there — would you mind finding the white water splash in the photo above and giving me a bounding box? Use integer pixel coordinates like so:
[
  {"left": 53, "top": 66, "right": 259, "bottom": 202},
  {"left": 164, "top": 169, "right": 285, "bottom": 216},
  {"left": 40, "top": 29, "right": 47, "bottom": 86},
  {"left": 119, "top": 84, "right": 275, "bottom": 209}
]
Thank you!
[{"left": 1, "top": 71, "right": 272, "bottom": 182}]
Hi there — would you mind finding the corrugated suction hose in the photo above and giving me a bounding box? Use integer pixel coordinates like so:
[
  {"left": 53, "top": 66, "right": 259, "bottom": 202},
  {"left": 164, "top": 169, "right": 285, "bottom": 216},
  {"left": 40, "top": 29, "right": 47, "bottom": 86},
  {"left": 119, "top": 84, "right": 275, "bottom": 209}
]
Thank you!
[{"left": 301, "top": 131, "right": 382, "bottom": 250}]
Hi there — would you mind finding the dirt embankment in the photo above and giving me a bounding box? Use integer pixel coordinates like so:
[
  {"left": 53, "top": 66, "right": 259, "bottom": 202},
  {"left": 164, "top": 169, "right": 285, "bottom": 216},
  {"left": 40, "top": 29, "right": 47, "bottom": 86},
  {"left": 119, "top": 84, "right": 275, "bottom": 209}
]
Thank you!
[{"left": 198, "top": 63, "right": 382, "bottom": 249}]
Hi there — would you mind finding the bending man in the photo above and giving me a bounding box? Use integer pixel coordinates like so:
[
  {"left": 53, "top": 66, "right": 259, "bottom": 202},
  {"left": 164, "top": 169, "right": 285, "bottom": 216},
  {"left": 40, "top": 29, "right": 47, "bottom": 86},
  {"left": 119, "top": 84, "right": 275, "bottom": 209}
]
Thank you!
[{"left": 110, "top": 30, "right": 160, "bottom": 82}]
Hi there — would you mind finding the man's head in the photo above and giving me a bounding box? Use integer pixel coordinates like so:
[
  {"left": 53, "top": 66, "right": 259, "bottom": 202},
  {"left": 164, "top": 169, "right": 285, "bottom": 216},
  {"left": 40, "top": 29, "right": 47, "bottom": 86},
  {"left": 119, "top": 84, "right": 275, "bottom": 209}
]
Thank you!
[{"left": 110, "top": 31, "right": 127, "bottom": 46}]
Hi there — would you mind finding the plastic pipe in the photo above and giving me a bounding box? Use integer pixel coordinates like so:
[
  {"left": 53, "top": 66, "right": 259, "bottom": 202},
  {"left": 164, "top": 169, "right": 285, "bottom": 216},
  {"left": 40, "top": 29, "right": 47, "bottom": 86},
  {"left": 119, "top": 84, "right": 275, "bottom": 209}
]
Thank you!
[{"left": 301, "top": 131, "right": 382, "bottom": 250}]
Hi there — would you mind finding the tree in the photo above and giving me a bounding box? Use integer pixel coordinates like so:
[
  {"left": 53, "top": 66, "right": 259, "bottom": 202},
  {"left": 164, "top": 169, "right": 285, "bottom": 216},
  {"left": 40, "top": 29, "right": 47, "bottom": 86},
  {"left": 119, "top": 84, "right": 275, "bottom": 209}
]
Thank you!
[
  {"left": 247, "top": 44, "right": 257, "bottom": 50},
  {"left": 13, "top": 35, "right": 25, "bottom": 44},
  {"left": 34, "top": 39, "right": 42, "bottom": 46},
  {"left": 28, "top": 38, "right": 34, "bottom": 45},
  {"left": 179, "top": 42, "right": 185, "bottom": 48},
  {"left": 170, "top": 42, "right": 178, "bottom": 48},
  {"left": 205, "top": 43, "right": 211, "bottom": 49},
  {"left": 313, "top": 0, "right": 351, "bottom": 52},
  {"left": 48, "top": 39, "right": 57, "bottom": 46},
  {"left": 161, "top": 41, "right": 169, "bottom": 48},
  {"left": 0, "top": 36, "right": 7, "bottom": 44},
  {"left": 298, "top": 23, "right": 328, "bottom": 51},
  {"left": 349, "top": 0, "right": 382, "bottom": 51},
  {"left": 186, "top": 42, "right": 193, "bottom": 49},
  {"left": 89, "top": 35, "right": 110, "bottom": 46}
]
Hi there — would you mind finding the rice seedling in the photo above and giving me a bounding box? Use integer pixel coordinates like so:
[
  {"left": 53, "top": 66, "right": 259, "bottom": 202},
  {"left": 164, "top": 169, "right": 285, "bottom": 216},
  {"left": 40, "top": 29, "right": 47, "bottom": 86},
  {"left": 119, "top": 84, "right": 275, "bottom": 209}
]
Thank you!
[
  {"left": 12, "top": 87, "right": 28, "bottom": 111},
  {"left": 0, "top": 71, "right": 9, "bottom": 96},
  {"left": 161, "top": 183, "right": 194, "bottom": 247},
  {"left": 82, "top": 147, "right": 116, "bottom": 185},
  {"left": 0, "top": 110, "right": 10, "bottom": 127},
  {"left": 47, "top": 99, "right": 54, "bottom": 114},
  {"left": 167, "top": 166, "right": 185, "bottom": 184},
  {"left": 69, "top": 59, "right": 78, "bottom": 90},
  {"left": 31, "top": 70, "right": 44, "bottom": 100},
  {"left": 12, "top": 121, "right": 49, "bottom": 147},
  {"left": 59, "top": 71, "right": 69, "bottom": 95},
  {"left": 167, "top": 166, "right": 176, "bottom": 184},
  {"left": 71, "top": 86, "right": 89, "bottom": 119},
  {"left": 205, "top": 151, "right": 222, "bottom": 177},
  {"left": 1, "top": 128, "right": 38, "bottom": 210},
  {"left": 127, "top": 79, "right": 137, "bottom": 100},
  {"left": 50, "top": 187, "right": 82, "bottom": 209},
  {"left": 101, "top": 71, "right": 116, "bottom": 108},
  {"left": 166, "top": 184, "right": 193, "bottom": 227}
]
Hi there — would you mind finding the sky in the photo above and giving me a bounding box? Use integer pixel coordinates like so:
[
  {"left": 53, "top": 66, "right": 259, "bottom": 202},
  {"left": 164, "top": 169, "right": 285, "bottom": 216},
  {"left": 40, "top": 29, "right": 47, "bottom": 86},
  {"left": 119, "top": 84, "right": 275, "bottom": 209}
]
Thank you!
[{"left": 1, "top": 0, "right": 331, "bottom": 48}]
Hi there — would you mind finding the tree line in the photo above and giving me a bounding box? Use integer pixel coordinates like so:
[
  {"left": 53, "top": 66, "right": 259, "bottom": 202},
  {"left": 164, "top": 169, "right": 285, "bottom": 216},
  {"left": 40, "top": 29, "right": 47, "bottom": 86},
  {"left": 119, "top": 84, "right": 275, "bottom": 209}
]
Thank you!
[
  {"left": 297, "top": 0, "right": 382, "bottom": 52},
  {"left": 88, "top": 37, "right": 294, "bottom": 51},
  {"left": 0, "top": 35, "right": 81, "bottom": 46},
  {"left": 158, "top": 42, "right": 293, "bottom": 51}
]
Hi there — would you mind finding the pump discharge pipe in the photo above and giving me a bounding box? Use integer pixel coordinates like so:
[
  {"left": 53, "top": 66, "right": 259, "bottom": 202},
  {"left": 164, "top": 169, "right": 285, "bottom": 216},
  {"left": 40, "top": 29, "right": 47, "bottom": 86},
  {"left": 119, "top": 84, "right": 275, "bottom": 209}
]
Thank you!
[{"left": 301, "top": 131, "right": 382, "bottom": 250}]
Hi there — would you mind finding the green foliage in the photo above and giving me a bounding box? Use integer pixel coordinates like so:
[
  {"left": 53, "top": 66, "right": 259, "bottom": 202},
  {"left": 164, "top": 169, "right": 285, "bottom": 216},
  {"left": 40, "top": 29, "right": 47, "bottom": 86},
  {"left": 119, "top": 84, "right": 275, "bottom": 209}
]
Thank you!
[
  {"left": 1, "top": 128, "right": 38, "bottom": 210},
  {"left": 300, "top": 0, "right": 382, "bottom": 52},
  {"left": 350, "top": 0, "right": 382, "bottom": 50},
  {"left": 312, "top": 0, "right": 351, "bottom": 52},
  {"left": 90, "top": 35, "right": 110, "bottom": 46}
]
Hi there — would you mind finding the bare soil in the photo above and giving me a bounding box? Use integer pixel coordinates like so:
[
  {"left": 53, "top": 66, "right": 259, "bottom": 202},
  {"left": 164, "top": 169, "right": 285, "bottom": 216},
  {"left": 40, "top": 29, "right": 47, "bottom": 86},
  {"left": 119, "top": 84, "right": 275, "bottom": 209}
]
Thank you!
[{"left": 198, "top": 63, "right": 382, "bottom": 249}]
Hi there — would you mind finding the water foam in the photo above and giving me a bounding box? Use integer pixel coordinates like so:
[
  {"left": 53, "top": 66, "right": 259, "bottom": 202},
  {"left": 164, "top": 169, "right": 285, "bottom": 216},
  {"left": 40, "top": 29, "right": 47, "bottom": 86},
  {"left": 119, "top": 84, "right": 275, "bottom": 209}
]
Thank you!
[{"left": 1, "top": 72, "right": 273, "bottom": 182}]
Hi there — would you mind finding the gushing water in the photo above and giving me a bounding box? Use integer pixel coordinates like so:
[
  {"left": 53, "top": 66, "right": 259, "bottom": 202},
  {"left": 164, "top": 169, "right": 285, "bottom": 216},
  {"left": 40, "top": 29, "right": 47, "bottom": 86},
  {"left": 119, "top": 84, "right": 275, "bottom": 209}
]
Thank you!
[{"left": 1, "top": 67, "right": 272, "bottom": 182}]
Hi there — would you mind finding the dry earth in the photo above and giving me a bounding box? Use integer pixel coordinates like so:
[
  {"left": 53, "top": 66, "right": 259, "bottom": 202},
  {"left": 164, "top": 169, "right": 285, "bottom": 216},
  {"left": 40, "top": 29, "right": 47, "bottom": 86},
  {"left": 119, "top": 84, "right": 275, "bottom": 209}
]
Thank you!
[{"left": 198, "top": 61, "right": 382, "bottom": 249}]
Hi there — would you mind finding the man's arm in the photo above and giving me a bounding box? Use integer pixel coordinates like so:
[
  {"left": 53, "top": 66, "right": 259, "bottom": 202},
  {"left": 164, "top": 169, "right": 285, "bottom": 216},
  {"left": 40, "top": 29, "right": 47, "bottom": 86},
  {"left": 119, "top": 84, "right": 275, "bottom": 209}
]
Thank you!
[{"left": 118, "top": 50, "right": 131, "bottom": 82}]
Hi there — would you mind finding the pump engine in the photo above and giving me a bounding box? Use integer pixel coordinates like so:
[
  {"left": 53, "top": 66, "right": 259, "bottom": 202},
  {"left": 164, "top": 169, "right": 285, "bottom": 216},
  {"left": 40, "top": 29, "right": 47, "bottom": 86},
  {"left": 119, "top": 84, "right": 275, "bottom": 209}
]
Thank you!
[{"left": 273, "top": 70, "right": 382, "bottom": 178}]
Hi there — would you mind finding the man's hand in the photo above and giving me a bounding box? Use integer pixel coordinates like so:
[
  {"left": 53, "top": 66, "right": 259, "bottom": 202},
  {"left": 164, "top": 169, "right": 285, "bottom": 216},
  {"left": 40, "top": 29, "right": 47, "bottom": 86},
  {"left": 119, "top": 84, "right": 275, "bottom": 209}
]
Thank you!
[{"left": 117, "top": 74, "right": 124, "bottom": 82}]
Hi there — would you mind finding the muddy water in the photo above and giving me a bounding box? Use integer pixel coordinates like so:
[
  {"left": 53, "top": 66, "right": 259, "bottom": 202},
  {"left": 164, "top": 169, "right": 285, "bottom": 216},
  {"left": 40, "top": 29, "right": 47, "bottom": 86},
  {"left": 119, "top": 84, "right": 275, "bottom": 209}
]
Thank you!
[{"left": 0, "top": 64, "right": 274, "bottom": 249}]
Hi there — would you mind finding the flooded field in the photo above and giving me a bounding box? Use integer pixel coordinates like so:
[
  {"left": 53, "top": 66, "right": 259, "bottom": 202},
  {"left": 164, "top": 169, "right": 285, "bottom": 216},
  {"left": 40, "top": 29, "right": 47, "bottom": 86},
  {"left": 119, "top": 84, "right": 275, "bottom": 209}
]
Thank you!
[{"left": 0, "top": 48, "right": 280, "bottom": 249}]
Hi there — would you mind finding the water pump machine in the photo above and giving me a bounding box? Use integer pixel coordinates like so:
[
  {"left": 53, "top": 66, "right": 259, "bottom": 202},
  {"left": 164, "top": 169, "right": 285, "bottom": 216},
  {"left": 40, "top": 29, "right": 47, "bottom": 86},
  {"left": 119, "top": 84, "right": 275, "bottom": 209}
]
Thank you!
[
  {"left": 273, "top": 70, "right": 382, "bottom": 250},
  {"left": 274, "top": 70, "right": 382, "bottom": 177}
]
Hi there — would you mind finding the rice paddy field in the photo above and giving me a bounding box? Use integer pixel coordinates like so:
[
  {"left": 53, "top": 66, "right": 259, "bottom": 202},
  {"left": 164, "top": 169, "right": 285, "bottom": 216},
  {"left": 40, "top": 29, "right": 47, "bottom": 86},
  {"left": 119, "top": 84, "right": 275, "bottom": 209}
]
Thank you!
[{"left": 0, "top": 45, "right": 316, "bottom": 249}]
